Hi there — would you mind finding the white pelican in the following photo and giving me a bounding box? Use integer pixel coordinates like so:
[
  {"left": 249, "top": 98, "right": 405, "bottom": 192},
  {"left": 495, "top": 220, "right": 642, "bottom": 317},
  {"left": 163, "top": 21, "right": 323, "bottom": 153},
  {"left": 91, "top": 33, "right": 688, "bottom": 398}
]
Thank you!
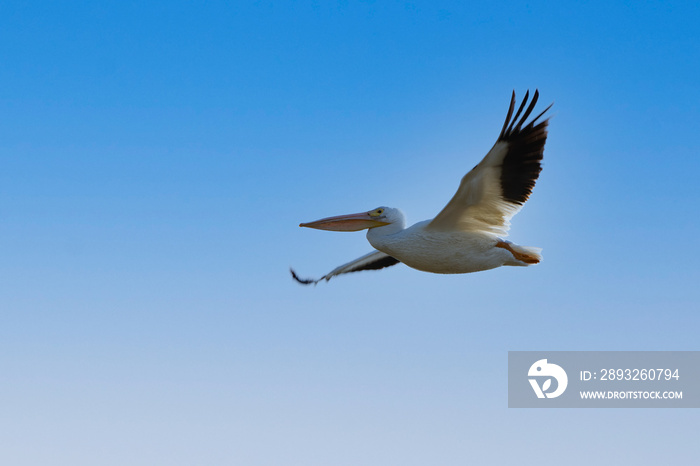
[{"left": 292, "top": 90, "right": 552, "bottom": 285}]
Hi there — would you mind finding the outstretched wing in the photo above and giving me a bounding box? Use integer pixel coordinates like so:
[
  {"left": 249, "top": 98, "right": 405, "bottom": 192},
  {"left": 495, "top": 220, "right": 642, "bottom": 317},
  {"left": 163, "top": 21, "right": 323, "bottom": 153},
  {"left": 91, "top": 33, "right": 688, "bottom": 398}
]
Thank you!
[
  {"left": 426, "top": 90, "right": 551, "bottom": 236},
  {"left": 291, "top": 250, "right": 400, "bottom": 285}
]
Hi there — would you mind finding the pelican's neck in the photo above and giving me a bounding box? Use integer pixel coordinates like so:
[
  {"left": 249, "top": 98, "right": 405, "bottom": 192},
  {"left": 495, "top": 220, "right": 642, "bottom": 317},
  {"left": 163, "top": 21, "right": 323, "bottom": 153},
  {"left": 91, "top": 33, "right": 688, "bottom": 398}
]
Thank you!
[
  {"left": 366, "top": 216, "right": 405, "bottom": 242},
  {"left": 365, "top": 208, "right": 406, "bottom": 252}
]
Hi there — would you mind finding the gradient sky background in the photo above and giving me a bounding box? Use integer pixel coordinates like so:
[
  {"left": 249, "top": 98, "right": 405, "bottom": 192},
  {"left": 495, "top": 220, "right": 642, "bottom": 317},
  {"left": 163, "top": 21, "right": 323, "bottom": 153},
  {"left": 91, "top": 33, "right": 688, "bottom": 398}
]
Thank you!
[{"left": 2, "top": 1, "right": 700, "bottom": 465}]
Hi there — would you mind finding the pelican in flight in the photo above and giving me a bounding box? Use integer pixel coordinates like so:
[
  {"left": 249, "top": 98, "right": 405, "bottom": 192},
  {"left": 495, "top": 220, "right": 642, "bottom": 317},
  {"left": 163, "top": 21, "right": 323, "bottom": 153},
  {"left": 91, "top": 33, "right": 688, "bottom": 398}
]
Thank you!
[{"left": 292, "top": 90, "right": 552, "bottom": 285}]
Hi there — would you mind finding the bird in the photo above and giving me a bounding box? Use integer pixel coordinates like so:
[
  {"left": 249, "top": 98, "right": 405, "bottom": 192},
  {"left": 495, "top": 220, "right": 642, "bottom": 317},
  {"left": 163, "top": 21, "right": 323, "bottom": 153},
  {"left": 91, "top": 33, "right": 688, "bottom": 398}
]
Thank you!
[{"left": 291, "top": 90, "right": 552, "bottom": 285}]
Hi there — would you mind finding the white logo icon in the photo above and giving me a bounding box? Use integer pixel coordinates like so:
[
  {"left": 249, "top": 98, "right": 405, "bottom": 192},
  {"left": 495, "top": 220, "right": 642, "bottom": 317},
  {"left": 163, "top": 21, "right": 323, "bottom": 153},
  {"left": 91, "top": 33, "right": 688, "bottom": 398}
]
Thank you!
[{"left": 528, "top": 359, "right": 568, "bottom": 399}]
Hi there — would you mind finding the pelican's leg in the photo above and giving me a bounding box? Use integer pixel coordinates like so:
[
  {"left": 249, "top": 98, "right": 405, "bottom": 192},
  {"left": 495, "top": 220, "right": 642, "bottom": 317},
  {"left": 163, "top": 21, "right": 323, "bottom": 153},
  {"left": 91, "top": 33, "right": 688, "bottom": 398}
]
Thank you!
[{"left": 495, "top": 240, "right": 540, "bottom": 264}]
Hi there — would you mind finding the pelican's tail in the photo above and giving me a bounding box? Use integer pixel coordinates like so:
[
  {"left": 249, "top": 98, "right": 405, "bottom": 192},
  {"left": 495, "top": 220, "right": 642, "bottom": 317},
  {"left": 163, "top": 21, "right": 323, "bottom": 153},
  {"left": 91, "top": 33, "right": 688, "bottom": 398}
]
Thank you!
[{"left": 496, "top": 241, "right": 542, "bottom": 266}]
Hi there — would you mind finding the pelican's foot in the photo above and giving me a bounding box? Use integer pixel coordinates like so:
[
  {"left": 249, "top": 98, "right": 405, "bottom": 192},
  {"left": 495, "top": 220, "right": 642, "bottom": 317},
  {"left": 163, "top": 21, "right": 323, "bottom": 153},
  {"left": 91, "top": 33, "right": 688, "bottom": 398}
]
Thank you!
[{"left": 495, "top": 241, "right": 540, "bottom": 264}]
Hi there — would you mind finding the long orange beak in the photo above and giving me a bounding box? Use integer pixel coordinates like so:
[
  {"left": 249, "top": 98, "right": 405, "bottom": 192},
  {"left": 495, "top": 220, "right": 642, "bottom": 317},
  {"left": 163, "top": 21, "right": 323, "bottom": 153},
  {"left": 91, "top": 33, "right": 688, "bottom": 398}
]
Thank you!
[{"left": 299, "top": 211, "right": 390, "bottom": 231}]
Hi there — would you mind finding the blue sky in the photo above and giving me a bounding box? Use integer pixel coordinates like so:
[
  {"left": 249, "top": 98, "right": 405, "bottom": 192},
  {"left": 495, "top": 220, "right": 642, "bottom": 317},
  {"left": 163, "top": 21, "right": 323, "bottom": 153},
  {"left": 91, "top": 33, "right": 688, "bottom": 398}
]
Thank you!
[{"left": 2, "top": 1, "right": 700, "bottom": 464}]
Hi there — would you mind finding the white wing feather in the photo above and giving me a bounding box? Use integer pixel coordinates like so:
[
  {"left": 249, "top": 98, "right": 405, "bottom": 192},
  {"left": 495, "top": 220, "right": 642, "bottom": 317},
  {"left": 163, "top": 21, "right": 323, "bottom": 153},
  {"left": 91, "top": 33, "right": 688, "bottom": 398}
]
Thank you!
[
  {"left": 427, "top": 90, "right": 550, "bottom": 237},
  {"left": 427, "top": 141, "right": 521, "bottom": 236}
]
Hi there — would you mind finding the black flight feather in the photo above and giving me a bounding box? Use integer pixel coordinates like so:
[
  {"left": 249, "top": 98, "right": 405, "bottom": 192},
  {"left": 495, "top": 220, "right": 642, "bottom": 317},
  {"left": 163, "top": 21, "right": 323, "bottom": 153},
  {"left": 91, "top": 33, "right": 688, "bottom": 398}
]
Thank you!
[{"left": 497, "top": 90, "right": 552, "bottom": 205}]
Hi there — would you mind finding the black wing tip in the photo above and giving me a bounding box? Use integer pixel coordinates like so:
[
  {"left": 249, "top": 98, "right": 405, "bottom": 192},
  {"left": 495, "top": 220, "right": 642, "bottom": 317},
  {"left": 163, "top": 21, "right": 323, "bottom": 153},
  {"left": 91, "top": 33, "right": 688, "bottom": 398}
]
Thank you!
[
  {"left": 498, "top": 91, "right": 517, "bottom": 140},
  {"left": 290, "top": 255, "right": 399, "bottom": 286},
  {"left": 290, "top": 268, "right": 317, "bottom": 286},
  {"left": 498, "top": 90, "right": 551, "bottom": 205},
  {"left": 498, "top": 89, "right": 552, "bottom": 141}
]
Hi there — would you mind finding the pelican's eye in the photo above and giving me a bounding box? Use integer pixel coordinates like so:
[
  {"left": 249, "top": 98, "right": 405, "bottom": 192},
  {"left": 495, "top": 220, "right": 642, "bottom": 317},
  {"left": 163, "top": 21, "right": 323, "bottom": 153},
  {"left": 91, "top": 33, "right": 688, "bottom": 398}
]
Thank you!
[{"left": 369, "top": 208, "right": 384, "bottom": 217}]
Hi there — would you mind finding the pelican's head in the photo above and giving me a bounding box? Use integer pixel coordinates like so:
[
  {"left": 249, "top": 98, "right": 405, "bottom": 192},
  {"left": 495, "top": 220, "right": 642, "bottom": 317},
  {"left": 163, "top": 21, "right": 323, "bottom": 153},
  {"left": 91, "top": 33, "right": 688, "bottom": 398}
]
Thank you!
[{"left": 300, "top": 206, "right": 405, "bottom": 232}]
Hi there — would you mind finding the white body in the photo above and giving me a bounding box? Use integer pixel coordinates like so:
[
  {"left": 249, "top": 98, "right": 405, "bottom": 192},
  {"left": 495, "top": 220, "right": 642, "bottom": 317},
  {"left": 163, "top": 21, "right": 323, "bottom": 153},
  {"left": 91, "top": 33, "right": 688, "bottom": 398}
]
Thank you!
[{"left": 367, "top": 220, "right": 533, "bottom": 274}]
